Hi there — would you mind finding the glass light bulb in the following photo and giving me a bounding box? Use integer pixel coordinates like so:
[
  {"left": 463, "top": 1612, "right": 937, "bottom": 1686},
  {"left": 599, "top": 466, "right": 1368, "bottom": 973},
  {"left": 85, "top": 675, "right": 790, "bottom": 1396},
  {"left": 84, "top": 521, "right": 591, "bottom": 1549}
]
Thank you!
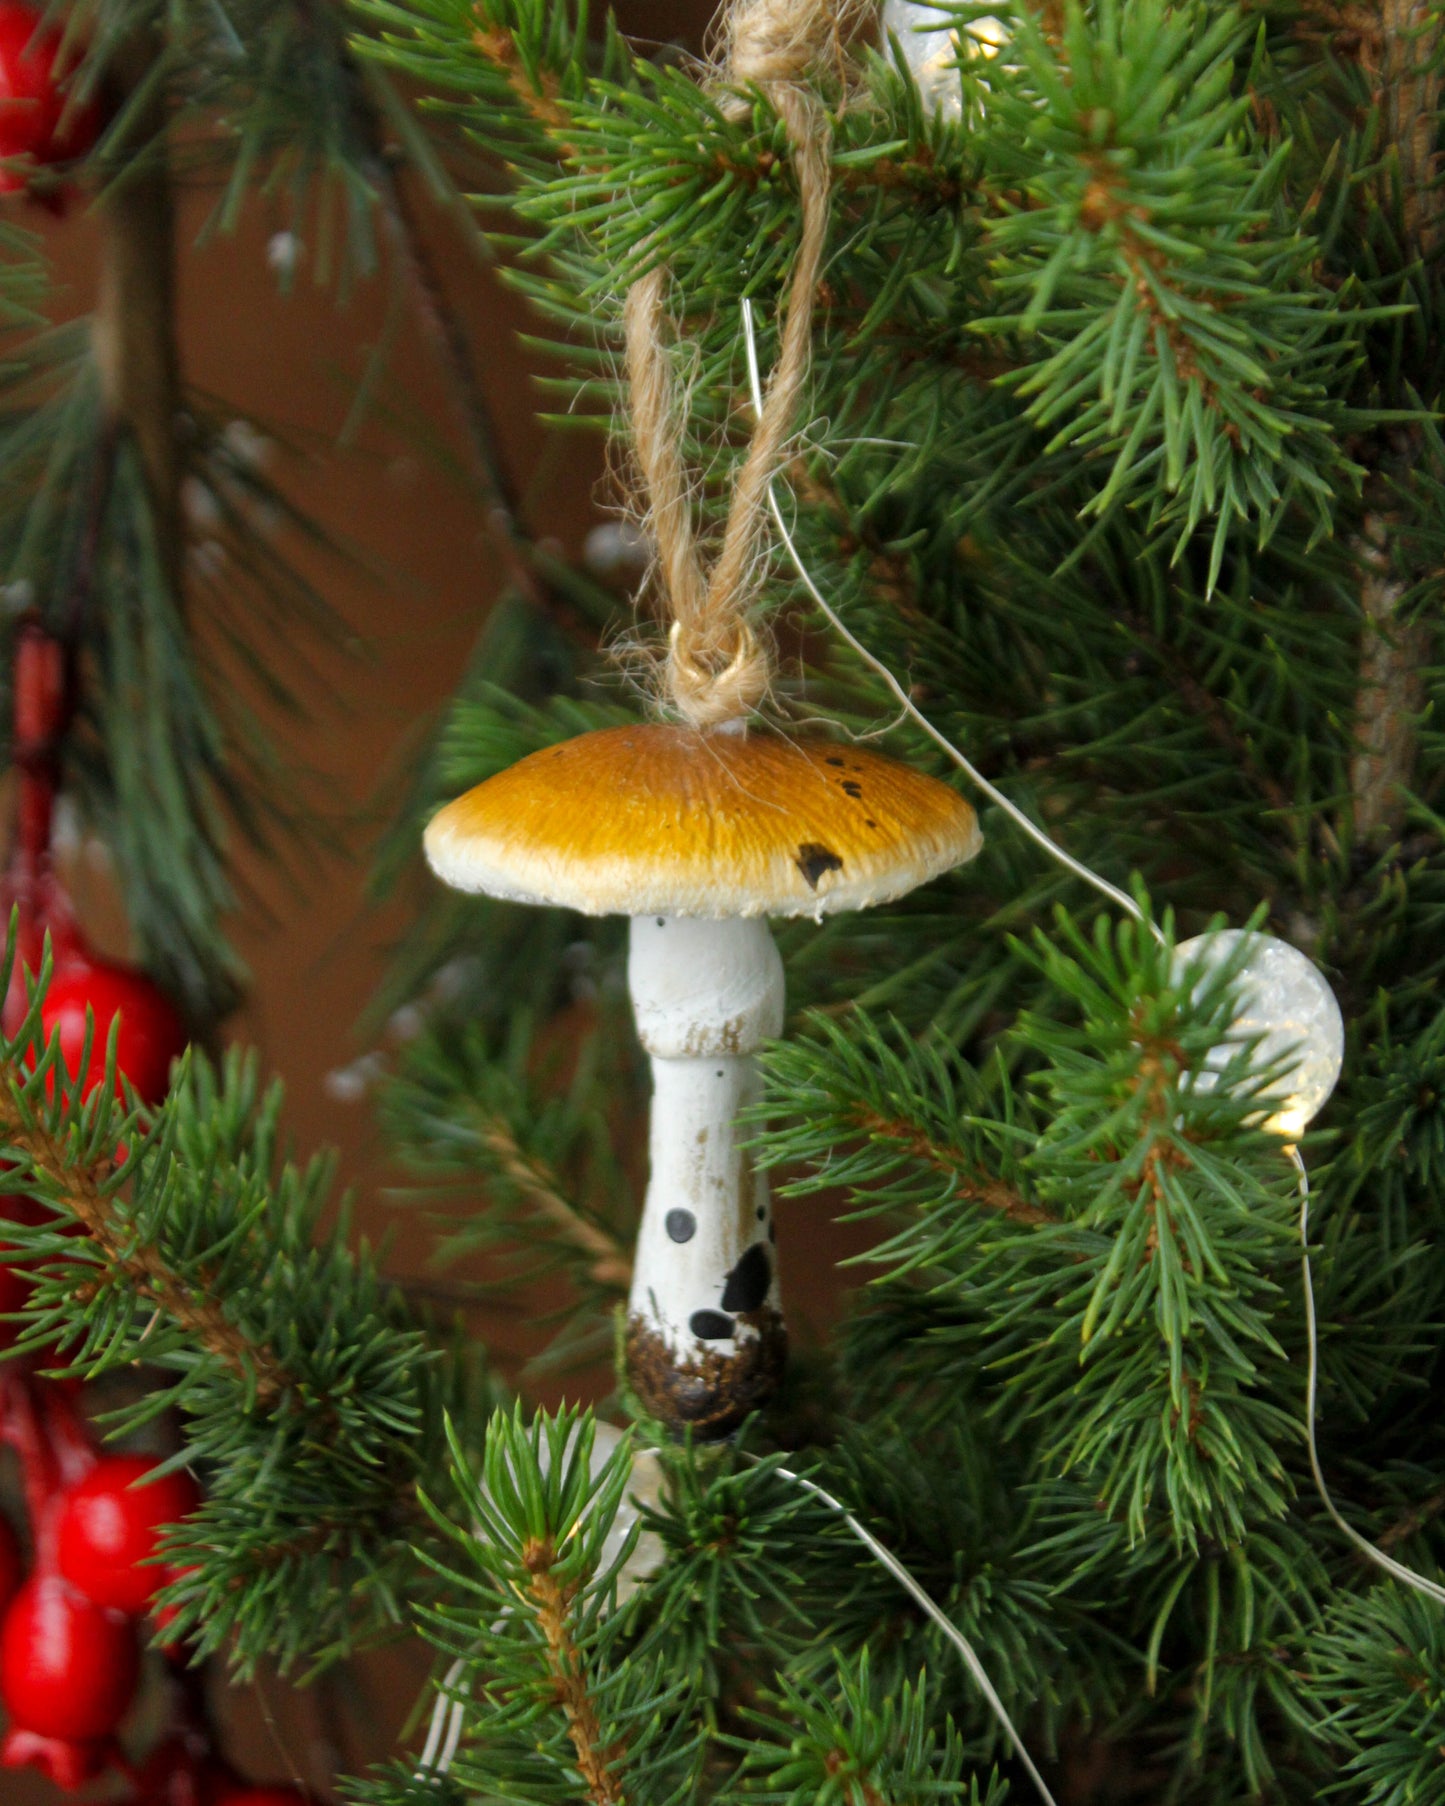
[
  {"left": 1172, "top": 930, "right": 1344, "bottom": 1138},
  {"left": 882, "top": 0, "right": 966, "bottom": 118}
]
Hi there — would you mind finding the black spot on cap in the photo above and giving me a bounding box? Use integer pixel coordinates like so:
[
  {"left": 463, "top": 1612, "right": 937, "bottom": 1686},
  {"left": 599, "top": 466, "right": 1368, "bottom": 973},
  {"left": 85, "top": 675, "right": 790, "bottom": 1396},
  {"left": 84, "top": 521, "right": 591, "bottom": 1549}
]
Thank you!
[
  {"left": 841, "top": 781, "right": 863, "bottom": 798},
  {"left": 720, "top": 1243, "right": 771, "bottom": 1313},
  {"left": 656, "top": 917, "right": 666, "bottom": 927},
  {"left": 690, "top": 1309, "right": 735, "bottom": 1341},
  {"left": 665, "top": 1208, "right": 696, "bottom": 1244},
  {"left": 825, "top": 755, "right": 845, "bottom": 767},
  {"left": 795, "top": 843, "right": 844, "bottom": 889}
]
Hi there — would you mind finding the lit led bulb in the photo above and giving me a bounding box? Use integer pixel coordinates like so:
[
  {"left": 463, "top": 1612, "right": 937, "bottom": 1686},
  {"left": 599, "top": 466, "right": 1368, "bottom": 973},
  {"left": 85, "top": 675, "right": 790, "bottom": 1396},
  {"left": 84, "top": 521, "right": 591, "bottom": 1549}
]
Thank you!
[
  {"left": 590, "top": 1421, "right": 665, "bottom": 1602},
  {"left": 881, "top": 0, "right": 1008, "bottom": 119},
  {"left": 1172, "top": 930, "right": 1344, "bottom": 1139}
]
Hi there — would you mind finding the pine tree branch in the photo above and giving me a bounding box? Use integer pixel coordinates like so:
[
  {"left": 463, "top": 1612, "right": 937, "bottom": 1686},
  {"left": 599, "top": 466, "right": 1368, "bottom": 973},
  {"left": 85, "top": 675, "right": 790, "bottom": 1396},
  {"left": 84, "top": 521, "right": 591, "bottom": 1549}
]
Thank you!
[
  {"left": 521, "top": 1534, "right": 625, "bottom": 1806},
  {"left": 368, "top": 165, "right": 600, "bottom": 645},
  {"left": 1120, "top": 608, "right": 1294, "bottom": 818},
  {"left": 230, "top": 1493, "right": 429, "bottom": 1569},
  {"left": 1114, "top": 602, "right": 1345, "bottom": 860},
  {"left": 469, "top": 19, "right": 971, "bottom": 204},
  {"left": 0, "top": 1091, "right": 288, "bottom": 1406},
  {"left": 821, "top": 1754, "right": 885, "bottom": 1806},
  {"left": 1379, "top": 1482, "right": 1445, "bottom": 1551},
  {"left": 477, "top": 1114, "right": 632, "bottom": 1290},
  {"left": 848, "top": 1104, "right": 1053, "bottom": 1226},
  {"left": 300, "top": 4, "right": 591, "bottom": 639},
  {"left": 92, "top": 50, "right": 183, "bottom": 598},
  {"left": 789, "top": 461, "right": 924, "bottom": 623},
  {"left": 473, "top": 25, "right": 576, "bottom": 147}
]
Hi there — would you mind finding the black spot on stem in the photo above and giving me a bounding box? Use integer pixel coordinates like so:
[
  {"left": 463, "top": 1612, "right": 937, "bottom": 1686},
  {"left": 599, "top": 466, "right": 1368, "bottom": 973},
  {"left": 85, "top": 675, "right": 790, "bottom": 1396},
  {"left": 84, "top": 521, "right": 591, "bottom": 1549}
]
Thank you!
[{"left": 720, "top": 1243, "right": 771, "bottom": 1313}]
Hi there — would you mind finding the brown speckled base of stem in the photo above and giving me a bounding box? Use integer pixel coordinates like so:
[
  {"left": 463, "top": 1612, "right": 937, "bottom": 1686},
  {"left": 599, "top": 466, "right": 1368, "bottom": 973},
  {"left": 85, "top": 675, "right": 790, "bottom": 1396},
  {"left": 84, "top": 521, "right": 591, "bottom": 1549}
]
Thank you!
[{"left": 626, "top": 1310, "right": 787, "bottom": 1439}]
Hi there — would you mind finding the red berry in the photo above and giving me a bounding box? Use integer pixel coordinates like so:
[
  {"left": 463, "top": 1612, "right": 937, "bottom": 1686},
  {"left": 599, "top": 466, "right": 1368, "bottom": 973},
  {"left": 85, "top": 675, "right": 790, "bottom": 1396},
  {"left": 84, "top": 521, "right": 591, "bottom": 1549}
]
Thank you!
[
  {"left": 1, "top": 1723, "right": 116, "bottom": 1788},
  {"left": 0, "top": 1575, "right": 138, "bottom": 1739},
  {"left": 41, "top": 957, "right": 187, "bottom": 1107},
  {"left": 56, "top": 1453, "right": 201, "bottom": 1614},
  {"left": 0, "top": 4, "right": 98, "bottom": 191}
]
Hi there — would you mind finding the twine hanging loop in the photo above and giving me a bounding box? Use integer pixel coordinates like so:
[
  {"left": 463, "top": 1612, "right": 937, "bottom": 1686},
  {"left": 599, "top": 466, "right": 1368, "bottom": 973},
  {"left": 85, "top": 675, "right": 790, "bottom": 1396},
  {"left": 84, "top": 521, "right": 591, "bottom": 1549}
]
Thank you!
[{"left": 621, "top": 0, "right": 836, "bottom": 729}]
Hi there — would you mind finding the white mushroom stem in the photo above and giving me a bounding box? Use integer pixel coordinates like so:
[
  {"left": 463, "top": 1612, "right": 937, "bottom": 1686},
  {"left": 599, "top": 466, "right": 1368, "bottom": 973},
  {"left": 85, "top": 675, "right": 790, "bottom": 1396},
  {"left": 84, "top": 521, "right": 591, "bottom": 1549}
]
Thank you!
[{"left": 626, "top": 916, "right": 785, "bottom": 1423}]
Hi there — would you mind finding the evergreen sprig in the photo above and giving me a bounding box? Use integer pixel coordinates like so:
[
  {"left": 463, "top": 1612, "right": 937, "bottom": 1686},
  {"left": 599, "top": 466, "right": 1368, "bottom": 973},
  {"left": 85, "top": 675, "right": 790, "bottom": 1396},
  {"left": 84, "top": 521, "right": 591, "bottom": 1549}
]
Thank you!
[
  {"left": 733, "top": 1652, "right": 1005, "bottom": 1805},
  {"left": 760, "top": 911, "right": 1313, "bottom": 1551},
  {"left": 418, "top": 1406, "right": 706, "bottom": 1805},
  {"left": 972, "top": 0, "right": 1371, "bottom": 574},
  {"left": 0, "top": 928, "right": 499, "bottom": 1674}
]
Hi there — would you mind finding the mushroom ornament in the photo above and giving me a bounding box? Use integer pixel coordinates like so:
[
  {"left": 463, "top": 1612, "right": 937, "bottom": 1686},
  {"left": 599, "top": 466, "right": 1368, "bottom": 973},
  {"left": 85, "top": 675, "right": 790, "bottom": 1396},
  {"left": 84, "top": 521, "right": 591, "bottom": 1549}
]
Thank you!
[{"left": 425, "top": 722, "right": 981, "bottom": 1435}]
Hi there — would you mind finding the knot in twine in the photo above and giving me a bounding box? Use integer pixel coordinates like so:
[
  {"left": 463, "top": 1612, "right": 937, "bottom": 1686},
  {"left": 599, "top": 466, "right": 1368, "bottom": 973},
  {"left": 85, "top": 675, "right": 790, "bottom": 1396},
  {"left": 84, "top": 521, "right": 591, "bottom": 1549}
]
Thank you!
[
  {"left": 726, "top": 0, "right": 841, "bottom": 89},
  {"left": 622, "top": 0, "right": 835, "bottom": 730}
]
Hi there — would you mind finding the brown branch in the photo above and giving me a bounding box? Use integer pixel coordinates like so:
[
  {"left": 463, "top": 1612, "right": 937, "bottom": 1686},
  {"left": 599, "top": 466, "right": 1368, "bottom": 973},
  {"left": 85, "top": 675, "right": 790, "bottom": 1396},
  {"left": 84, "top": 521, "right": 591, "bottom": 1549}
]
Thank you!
[
  {"left": 473, "top": 27, "right": 577, "bottom": 146},
  {"left": 479, "top": 1115, "right": 633, "bottom": 1289},
  {"left": 0, "top": 1093, "right": 288, "bottom": 1409},
  {"left": 822, "top": 1752, "right": 885, "bottom": 1806},
  {"left": 1114, "top": 604, "right": 1345, "bottom": 860},
  {"left": 1339, "top": 3, "right": 1442, "bottom": 850},
  {"left": 788, "top": 461, "right": 924, "bottom": 622},
  {"left": 92, "top": 48, "right": 183, "bottom": 598},
  {"left": 371, "top": 165, "right": 575, "bottom": 629},
  {"left": 848, "top": 1104, "right": 1053, "bottom": 1226},
  {"left": 1350, "top": 508, "right": 1430, "bottom": 850},
  {"left": 522, "top": 1536, "right": 625, "bottom": 1805},
  {"left": 1377, "top": 0, "right": 1444, "bottom": 254},
  {"left": 1074, "top": 155, "right": 1233, "bottom": 424},
  {"left": 308, "top": 23, "right": 588, "bottom": 638},
  {"left": 228, "top": 1493, "right": 430, "bottom": 1571},
  {"left": 1380, "top": 1482, "right": 1445, "bottom": 1551}
]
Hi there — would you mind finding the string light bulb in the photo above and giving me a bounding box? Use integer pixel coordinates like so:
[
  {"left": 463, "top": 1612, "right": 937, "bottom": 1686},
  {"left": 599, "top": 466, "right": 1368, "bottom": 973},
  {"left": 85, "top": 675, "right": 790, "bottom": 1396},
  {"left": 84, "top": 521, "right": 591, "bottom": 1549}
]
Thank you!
[
  {"left": 1172, "top": 930, "right": 1344, "bottom": 1139},
  {"left": 881, "top": 0, "right": 1008, "bottom": 119}
]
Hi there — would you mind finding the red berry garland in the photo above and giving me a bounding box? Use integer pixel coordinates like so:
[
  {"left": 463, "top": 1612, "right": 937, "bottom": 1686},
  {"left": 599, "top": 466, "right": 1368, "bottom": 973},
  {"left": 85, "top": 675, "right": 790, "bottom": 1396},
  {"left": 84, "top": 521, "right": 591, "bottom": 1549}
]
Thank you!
[
  {"left": 0, "top": 628, "right": 221, "bottom": 1795},
  {"left": 42, "top": 954, "right": 188, "bottom": 1106},
  {"left": 56, "top": 1452, "right": 202, "bottom": 1614},
  {"left": 0, "top": 1573, "right": 139, "bottom": 1738},
  {"left": 0, "top": 2, "right": 98, "bottom": 193}
]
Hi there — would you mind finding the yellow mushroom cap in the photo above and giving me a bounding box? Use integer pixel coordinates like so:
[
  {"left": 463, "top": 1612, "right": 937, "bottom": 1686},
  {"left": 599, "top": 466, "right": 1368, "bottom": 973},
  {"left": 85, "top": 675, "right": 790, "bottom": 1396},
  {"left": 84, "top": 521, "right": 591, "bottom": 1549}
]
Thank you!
[{"left": 423, "top": 723, "right": 982, "bottom": 919}]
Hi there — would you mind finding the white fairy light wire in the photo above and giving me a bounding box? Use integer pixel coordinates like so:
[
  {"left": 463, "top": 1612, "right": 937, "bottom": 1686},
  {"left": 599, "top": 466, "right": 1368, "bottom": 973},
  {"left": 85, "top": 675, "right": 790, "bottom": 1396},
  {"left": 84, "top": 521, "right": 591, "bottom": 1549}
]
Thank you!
[
  {"left": 738, "top": 303, "right": 1445, "bottom": 1614},
  {"left": 1291, "top": 1145, "right": 1445, "bottom": 1605},
  {"left": 417, "top": 1656, "right": 468, "bottom": 1779},
  {"left": 416, "top": 298, "right": 1445, "bottom": 1797},
  {"left": 765, "top": 1458, "right": 1061, "bottom": 1806},
  {"left": 739, "top": 298, "right": 1163, "bottom": 946},
  {"left": 412, "top": 1450, "right": 1060, "bottom": 1805}
]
